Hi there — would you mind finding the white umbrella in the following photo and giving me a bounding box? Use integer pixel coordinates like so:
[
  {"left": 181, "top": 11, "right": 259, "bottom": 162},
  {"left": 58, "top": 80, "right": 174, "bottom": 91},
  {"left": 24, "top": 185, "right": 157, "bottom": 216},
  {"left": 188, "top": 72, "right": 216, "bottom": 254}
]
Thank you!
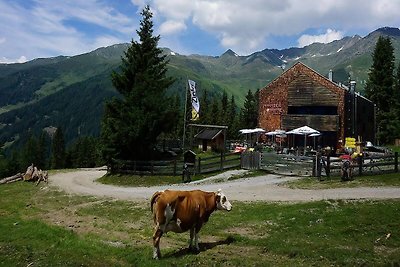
[
  {"left": 309, "top": 133, "right": 322, "bottom": 149},
  {"left": 239, "top": 128, "right": 266, "bottom": 134},
  {"left": 287, "top": 126, "right": 320, "bottom": 135},
  {"left": 287, "top": 126, "right": 320, "bottom": 153},
  {"left": 239, "top": 128, "right": 266, "bottom": 147},
  {"left": 266, "top": 130, "right": 286, "bottom": 146}
]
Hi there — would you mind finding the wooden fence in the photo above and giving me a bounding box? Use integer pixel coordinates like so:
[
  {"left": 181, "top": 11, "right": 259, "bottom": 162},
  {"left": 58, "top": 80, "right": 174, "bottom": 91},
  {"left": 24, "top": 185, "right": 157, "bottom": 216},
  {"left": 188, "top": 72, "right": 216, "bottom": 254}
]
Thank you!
[
  {"left": 315, "top": 152, "right": 399, "bottom": 178},
  {"left": 253, "top": 150, "right": 399, "bottom": 178},
  {"left": 110, "top": 159, "right": 180, "bottom": 176},
  {"left": 260, "top": 152, "right": 314, "bottom": 176},
  {"left": 196, "top": 152, "right": 241, "bottom": 174},
  {"left": 241, "top": 151, "right": 261, "bottom": 170},
  {"left": 110, "top": 152, "right": 241, "bottom": 176}
]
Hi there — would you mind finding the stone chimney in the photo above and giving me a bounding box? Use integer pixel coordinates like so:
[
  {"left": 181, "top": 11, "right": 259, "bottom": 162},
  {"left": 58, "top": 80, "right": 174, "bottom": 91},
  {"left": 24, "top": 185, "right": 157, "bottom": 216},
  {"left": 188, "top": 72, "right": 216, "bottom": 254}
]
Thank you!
[
  {"left": 328, "top": 69, "right": 333, "bottom": 81},
  {"left": 350, "top": 81, "right": 356, "bottom": 93}
]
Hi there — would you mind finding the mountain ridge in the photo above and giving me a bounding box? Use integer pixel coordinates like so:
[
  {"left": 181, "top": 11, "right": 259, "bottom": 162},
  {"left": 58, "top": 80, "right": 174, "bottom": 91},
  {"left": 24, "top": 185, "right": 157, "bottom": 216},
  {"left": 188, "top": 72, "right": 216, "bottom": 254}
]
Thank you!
[{"left": 1, "top": 26, "right": 400, "bottom": 150}]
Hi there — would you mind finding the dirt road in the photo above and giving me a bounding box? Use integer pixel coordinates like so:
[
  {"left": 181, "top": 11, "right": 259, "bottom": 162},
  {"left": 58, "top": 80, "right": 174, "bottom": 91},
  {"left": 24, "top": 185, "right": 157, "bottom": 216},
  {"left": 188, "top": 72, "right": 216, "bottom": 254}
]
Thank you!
[{"left": 49, "top": 168, "right": 400, "bottom": 202}]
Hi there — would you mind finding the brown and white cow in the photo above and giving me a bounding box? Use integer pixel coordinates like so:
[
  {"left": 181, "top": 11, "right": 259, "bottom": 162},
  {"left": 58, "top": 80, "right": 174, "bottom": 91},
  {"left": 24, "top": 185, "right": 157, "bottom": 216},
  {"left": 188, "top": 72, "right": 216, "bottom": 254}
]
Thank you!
[{"left": 150, "top": 189, "right": 232, "bottom": 259}]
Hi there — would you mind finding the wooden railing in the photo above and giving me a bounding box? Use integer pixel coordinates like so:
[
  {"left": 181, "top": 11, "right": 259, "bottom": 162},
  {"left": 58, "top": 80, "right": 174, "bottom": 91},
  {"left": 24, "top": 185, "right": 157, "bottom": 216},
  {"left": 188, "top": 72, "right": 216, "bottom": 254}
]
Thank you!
[
  {"left": 196, "top": 152, "right": 241, "bottom": 174},
  {"left": 110, "top": 159, "right": 180, "bottom": 176},
  {"left": 314, "top": 152, "right": 399, "bottom": 178},
  {"left": 110, "top": 152, "right": 241, "bottom": 176}
]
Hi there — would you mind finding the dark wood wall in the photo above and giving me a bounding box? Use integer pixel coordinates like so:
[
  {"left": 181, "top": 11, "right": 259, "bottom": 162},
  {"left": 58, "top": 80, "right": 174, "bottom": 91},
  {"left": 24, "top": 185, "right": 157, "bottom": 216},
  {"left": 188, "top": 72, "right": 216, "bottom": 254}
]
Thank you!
[
  {"left": 288, "top": 73, "right": 340, "bottom": 106},
  {"left": 282, "top": 115, "right": 339, "bottom": 131}
]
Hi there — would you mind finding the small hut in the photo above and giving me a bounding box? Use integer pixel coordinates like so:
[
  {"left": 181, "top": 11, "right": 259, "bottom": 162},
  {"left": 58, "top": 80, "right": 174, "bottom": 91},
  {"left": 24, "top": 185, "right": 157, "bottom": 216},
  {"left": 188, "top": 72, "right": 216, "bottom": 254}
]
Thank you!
[{"left": 194, "top": 129, "right": 225, "bottom": 152}]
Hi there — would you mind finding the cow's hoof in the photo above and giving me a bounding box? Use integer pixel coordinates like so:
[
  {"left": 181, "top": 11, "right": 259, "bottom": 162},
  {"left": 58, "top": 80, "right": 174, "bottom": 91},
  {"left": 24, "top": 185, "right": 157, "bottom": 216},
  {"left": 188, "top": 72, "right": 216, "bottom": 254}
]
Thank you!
[
  {"left": 189, "top": 246, "right": 200, "bottom": 254},
  {"left": 153, "top": 250, "right": 161, "bottom": 259}
]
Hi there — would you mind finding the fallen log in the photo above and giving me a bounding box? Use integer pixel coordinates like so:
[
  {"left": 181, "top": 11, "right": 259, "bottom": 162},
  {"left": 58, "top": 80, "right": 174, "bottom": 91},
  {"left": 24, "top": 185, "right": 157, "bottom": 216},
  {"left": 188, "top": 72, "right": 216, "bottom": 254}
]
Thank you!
[
  {"left": 0, "top": 173, "right": 23, "bottom": 185},
  {"left": 7, "top": 177, "right": 22, "bottom": 183}
]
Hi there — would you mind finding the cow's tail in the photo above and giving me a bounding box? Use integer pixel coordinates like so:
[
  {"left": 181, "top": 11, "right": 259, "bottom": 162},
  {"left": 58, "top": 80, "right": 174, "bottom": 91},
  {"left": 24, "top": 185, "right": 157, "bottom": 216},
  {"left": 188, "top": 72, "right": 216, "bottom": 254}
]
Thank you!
[{"left": 150, "top": 191, "right": 162, "bottom": 213}]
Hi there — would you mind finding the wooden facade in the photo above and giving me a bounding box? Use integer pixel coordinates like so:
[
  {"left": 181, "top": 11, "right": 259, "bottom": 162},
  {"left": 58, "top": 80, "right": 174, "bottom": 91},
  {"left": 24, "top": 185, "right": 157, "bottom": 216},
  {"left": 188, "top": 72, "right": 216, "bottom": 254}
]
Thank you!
[{"left": 259, "top": 62, "right": 375, "bottom": 149}]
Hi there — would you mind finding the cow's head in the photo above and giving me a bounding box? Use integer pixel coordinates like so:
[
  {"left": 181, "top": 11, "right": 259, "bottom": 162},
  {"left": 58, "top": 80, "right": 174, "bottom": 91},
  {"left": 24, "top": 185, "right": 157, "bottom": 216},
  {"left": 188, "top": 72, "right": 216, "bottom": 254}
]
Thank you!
[{"left": 216, "top": 189, "right": 232, "bottom": 211}]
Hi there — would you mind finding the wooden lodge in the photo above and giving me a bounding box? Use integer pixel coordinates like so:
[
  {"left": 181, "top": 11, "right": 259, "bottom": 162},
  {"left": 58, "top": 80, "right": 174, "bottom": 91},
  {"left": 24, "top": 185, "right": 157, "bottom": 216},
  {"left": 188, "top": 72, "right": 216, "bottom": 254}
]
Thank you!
[{"left": 258, "top": 62, "right": 375, "bottom": 151}]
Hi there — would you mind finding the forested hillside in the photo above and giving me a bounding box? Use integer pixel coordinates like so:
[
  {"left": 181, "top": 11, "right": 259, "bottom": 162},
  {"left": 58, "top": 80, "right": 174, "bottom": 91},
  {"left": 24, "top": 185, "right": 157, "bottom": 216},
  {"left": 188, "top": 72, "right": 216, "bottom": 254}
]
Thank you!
[{"left": 1, "top": 27, "right": 400, "bottom": 151}]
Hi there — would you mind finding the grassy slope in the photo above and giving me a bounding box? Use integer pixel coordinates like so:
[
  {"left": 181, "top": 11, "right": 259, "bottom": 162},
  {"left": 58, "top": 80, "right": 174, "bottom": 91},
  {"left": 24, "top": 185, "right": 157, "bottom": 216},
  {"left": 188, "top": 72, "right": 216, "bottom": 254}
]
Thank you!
[{"left": 1, "top": 180, "right": 399, "bottom": 266}]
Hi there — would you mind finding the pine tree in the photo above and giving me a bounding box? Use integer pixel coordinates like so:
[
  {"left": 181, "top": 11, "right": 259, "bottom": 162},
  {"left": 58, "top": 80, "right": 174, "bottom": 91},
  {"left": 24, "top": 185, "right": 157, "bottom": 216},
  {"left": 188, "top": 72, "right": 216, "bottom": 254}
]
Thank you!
[
  {"left": 20, "top": 134, "right": 39, "bottom": 169},
  {"left": 0, "top": 148, "right": 8, "bottom": 178},
  {"left": 365, "top": 36, "right": 395, "bottom": 112},
  {"left": 221, "top": 90, "right": 229, "bottom": 122},
  {"left": 101, "top": 5, "right": 176, "bottom": 161},
  {"left": 51, "top": 127, "right": 66, "bottom": 169},
  {"left": 241, "top": 90, "right": 258, "bottom": 129},
  {"left": 365, "top": 36, "right": 396, "bottom": 144},
  {"left": 227, "top": 95, "right": 240, "bottom": 139},
  {"left": 209, "top": 98, "right": 221, "bottom": 125},
  {"left": 392, "top": 62, "right": 400, "bottom": 140},
  {"left": 394, "top": 62, "right": 400, "bottom": 113},
  {"left": 199, "top": 89, "right": 211, "bottom": 124},
  {"left": 37, "top": 132, "right": 48, "bottom": 169}
]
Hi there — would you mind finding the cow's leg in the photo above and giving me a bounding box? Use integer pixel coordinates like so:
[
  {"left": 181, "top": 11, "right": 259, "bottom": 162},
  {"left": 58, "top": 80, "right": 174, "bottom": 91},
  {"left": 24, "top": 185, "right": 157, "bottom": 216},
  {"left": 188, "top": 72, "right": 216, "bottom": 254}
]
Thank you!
[
  {"left": 194, "top": 232, "right": 200, "bottom": 251},
  {"left": 193, "top": 226, "right": 201, "bottom": 252},
  {"left": 189, "top": 227, "right": 195, "bottom": 250},
  {"left": 152, "top": 227, "right": 163, "bottom": 259}
]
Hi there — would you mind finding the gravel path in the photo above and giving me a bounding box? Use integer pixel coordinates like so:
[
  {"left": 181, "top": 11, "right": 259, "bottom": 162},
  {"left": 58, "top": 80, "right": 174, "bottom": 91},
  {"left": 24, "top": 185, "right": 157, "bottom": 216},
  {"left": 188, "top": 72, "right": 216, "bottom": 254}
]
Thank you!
[{"left": 49, "top": 168, "right": 400, "bottom": 202}]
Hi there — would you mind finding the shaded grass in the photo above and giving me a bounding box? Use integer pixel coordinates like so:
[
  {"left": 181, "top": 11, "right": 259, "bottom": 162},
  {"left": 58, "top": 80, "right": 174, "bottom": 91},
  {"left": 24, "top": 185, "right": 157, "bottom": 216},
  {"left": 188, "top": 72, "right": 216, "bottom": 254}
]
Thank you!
[
  {"left": 284, "top": 172, "right": 400, "bottom": 189},
  {"left": 1, "top": 181, "right": 400, "bottom": 266}
]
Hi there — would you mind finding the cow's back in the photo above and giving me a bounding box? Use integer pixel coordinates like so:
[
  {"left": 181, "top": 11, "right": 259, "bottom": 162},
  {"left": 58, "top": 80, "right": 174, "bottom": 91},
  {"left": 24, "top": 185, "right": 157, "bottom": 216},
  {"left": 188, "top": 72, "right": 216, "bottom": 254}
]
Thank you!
[{"left": 152, "top": 190, "right": 211, "bottom": 232}]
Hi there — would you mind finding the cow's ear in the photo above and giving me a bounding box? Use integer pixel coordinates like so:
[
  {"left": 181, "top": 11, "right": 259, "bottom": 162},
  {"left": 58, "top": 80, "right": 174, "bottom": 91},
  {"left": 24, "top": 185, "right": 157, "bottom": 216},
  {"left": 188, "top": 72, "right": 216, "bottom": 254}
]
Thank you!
[{"left": 215, "top": 194, "right": 221, "bottom": 203}]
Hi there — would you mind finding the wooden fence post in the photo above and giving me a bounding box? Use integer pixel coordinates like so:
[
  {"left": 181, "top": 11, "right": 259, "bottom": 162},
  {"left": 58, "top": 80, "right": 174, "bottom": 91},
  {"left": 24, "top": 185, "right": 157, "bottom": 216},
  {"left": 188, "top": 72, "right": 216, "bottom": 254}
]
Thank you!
[
  {"left": 220, "top": 151, "right": 223, "bottom": 171},
  {"left": 357, "top": 155, "right": 363, "bottom": 176},
  {"left": 395, "top": 152, "right": 398, "bottom": 172},
  {"left": 173, "top": 160, "right": 177, "bottom": 176},
  {"left": 198, "top": 157, "right": 201, "bottom": 174},
  {"left": 326, "top": 156, "right": 330, "bottom": 178},
  {"left": 313, "top": 156, "right": 316, "bottom": 177}
]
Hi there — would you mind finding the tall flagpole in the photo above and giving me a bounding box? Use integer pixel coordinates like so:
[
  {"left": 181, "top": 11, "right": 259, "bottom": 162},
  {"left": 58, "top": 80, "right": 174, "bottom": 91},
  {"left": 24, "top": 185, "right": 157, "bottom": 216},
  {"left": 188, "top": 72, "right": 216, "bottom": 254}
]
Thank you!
[{"left": 182, "top": 79, "right": 188, "bottom": 150}]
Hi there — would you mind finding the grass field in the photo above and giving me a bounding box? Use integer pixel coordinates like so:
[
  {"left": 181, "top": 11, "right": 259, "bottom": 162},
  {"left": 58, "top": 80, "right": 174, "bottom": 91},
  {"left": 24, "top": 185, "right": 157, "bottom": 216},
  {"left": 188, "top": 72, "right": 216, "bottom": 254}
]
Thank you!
[
  {"left": 284, "top": 172, "right": 400, "bottom": 189},
  {"left": 1, "top": 179, "right": 400, "bottom": 266}
]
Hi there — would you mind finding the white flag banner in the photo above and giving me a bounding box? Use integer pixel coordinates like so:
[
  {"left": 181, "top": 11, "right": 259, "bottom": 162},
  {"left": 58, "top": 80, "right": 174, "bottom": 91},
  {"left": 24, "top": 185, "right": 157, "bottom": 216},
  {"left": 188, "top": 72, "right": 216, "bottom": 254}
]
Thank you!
[{"left": 188, "top": 79, "right": 200, "bottom": 120}]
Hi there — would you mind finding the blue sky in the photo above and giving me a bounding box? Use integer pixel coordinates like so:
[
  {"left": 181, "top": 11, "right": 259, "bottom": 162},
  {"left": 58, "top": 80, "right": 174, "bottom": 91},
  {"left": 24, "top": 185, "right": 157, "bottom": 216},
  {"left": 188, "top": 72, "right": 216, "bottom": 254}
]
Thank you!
[{"left": 1, "top": 0, "right": 400, "bottom": 63}]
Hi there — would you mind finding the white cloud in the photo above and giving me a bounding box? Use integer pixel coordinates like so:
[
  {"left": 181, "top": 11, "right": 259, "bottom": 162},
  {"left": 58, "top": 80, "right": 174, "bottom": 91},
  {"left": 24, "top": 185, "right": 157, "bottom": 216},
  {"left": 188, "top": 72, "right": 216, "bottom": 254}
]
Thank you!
[
  {"left": 0, "top": 56, "right": 27, "bottom": 64},
  {"left": 131, "top": 0, "right": 145, "bottom": 8},
  {"left": 0, "top": 0, "right": 137, "bottom": 62},
  {"left": 159, "top": 20, "right": 187, "bottom": 35},
  {"left": 297, "top": 29, "right": 344, "bottom": 47},
  {"left": 147, "top": 0, "right": 400, "bottom": 55},
  {"left": 2, "top": 0, "right": 400, "bottom": 61},
  {"left": 92, "top": 35, "right": 126, "bottom": 50}
]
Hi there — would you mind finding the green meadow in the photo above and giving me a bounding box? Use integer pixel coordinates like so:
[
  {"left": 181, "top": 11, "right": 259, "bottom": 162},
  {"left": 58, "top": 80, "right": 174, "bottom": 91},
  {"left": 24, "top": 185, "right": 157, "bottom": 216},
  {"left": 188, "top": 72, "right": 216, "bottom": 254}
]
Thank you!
[{"left": 1, "top": 177, "right": 399, "bottom": 266}]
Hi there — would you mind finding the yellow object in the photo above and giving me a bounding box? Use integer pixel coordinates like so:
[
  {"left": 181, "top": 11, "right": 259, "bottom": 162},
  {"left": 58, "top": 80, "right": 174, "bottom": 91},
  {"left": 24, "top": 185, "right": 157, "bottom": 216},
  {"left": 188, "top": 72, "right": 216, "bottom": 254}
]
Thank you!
[{"left": 345, "top": 137, "right": 356, "bottom": 148}]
